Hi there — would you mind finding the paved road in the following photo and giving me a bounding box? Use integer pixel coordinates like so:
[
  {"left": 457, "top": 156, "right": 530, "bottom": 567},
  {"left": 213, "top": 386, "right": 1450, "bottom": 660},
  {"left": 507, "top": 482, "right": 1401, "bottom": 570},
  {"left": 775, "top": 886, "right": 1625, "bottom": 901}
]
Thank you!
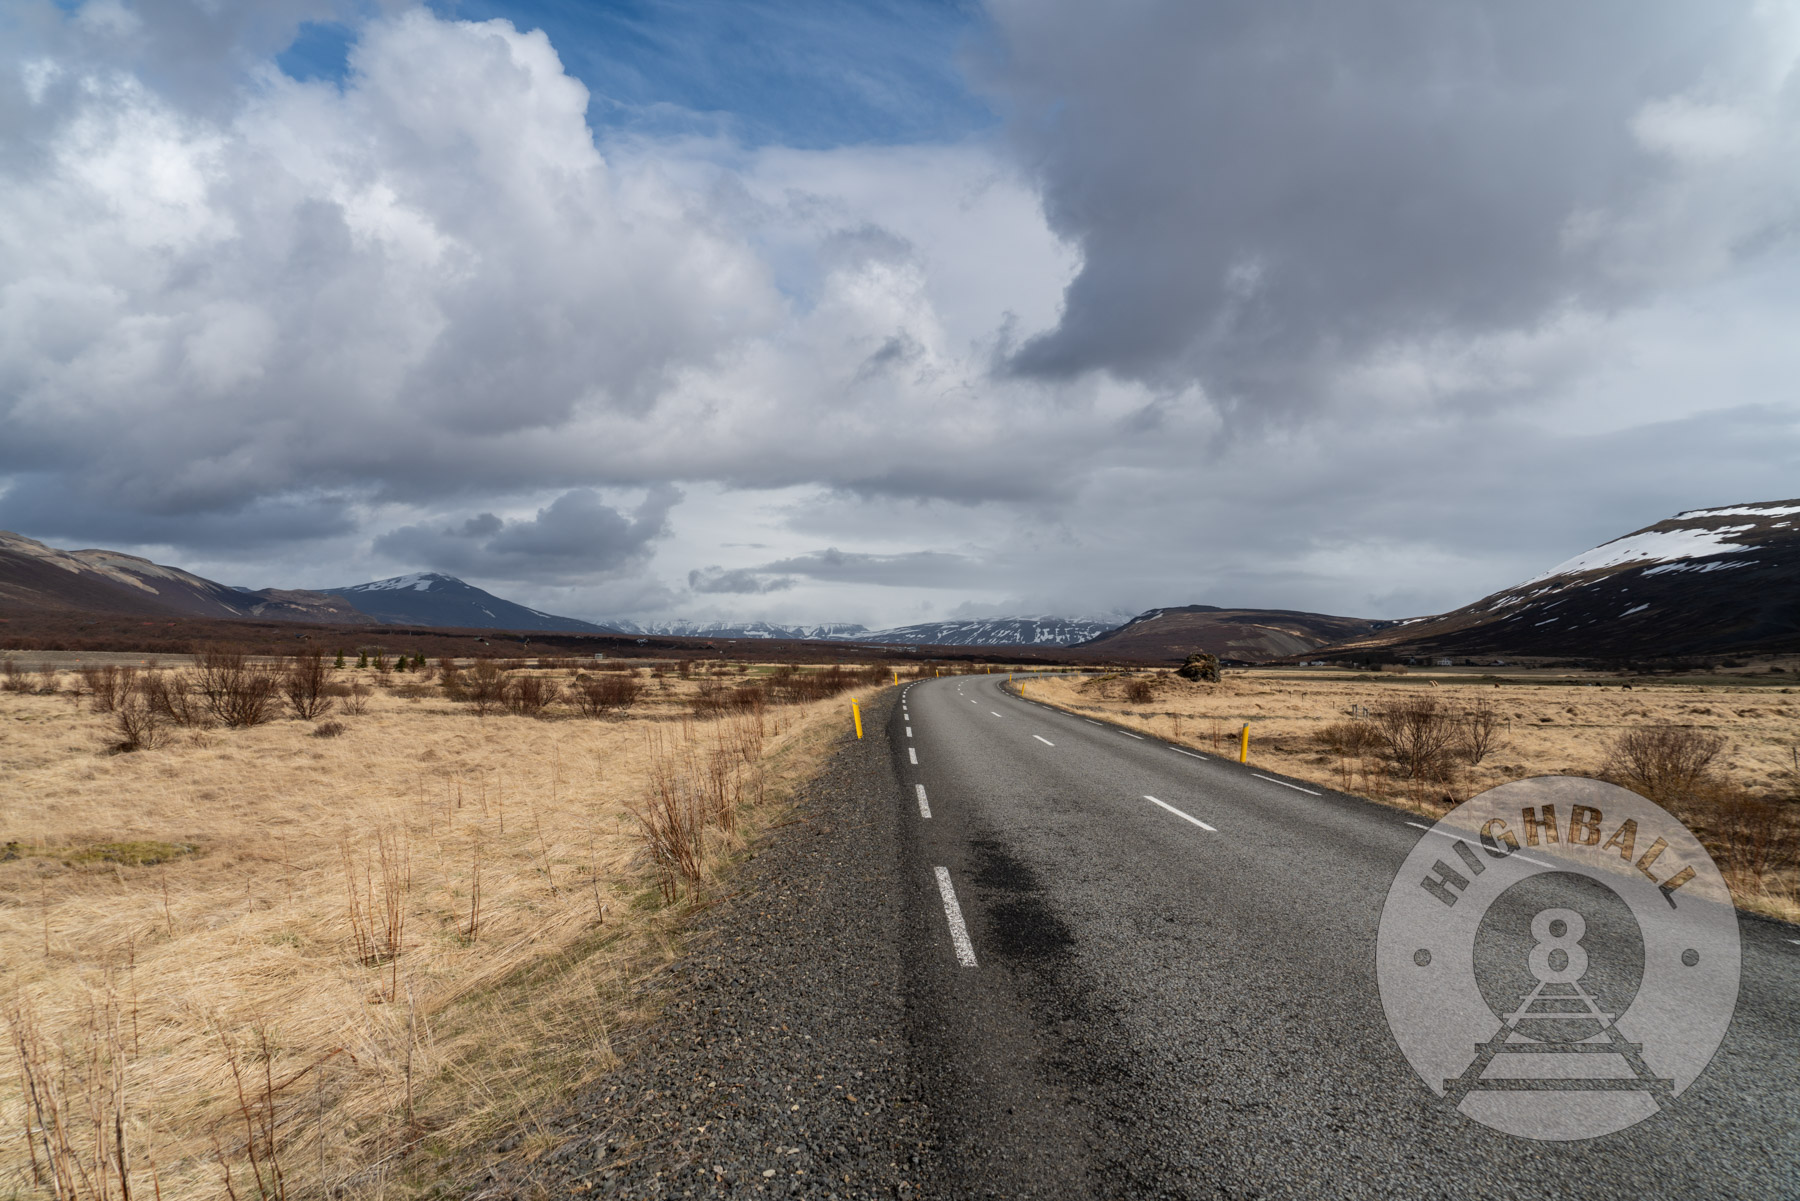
[{"left": 894, "top": 674, "right": 1800, "bottom": 1199}]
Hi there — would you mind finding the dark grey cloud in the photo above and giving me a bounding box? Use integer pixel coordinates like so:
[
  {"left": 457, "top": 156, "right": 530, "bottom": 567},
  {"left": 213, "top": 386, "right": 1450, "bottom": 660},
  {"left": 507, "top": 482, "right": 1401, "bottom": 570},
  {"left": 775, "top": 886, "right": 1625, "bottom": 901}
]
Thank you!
[
  {"left": 688, "top": 566, "right": 795, "bottom": 594},
  {"left": 982, "top": 0, "right": 1789, "bottom": 409},
  {"left": 373, "top": 486, "right": 679, "bottom": 583},
  {"left": 0, "top": 476, "right": 356, "bottom": 551},
  {"left": 758, "top": 547, "right": 989, "bottom": 588}
]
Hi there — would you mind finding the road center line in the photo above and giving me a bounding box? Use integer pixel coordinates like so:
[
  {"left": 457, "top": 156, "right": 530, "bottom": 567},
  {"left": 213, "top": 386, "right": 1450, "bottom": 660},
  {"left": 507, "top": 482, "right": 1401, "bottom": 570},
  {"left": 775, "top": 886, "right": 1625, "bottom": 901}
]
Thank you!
[
  {"left": 1144, "top": 795, "right": 1216, "bottom": 832},
  {"left": 990, "top": 711, "right": 1003, "bottom": 718},
  {"left": 909, "top": 747, "right": 918, "bottom": 764},
  {"left": 906, "top": 727, "right": 913, "bottom": 737},
  {"left": 1033, "top": 735, "right": 1054, "bottom": 746},
  {"left": 1253, "top": 773, "right": 1321, "bottom": 795},
  {"left": 916, "top": 784, "right": 932, "bottom": 819},
  {"left": 1405, "top": 821, "right": 1552, "bottom": 868},
  {"left": 934, "top": 866, "right": 978, "bottom": 967}
]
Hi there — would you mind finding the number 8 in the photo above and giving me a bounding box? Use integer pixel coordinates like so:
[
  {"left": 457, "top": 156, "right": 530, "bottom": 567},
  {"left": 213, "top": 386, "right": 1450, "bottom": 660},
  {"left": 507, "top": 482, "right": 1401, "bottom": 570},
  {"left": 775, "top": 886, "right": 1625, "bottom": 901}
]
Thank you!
[{"left": 1528, "top": 908, "right": 1588, "bottom": 983}]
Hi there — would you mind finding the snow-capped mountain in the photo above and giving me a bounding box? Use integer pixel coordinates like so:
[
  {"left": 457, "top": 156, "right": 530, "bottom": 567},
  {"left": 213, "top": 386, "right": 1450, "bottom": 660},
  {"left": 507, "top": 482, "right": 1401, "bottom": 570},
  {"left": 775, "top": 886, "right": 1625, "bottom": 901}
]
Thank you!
[
  {"left": 322, "top": 573, "right": 615, "bottom": 633},
  {"left": 606, "top": 617, "right": 1121, "bottom": 646},
  {"left": 608, "top": 619, "right": 872, "bottom": 640},
  {"left": 1326, "top": 499, "right": 1800, "bottom": 659},
  {"left": 856, "top": 616, "right": 1123, "bottom": 646}
]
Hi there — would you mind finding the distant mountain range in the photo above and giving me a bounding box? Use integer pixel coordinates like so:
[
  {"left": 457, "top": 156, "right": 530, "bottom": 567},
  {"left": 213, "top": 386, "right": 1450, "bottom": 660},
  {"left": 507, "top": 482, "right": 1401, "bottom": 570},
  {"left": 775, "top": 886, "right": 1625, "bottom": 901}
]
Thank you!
[
  {"left": 8, "top": 500, "right": 1789, "bottom": 660},
  {"left": 0, "top": 535, "right": 1125, "bottom": 647},
  {"left": 608, "top": 616, "right": 1123, "bottom": 646},
  {"left": 1322, "top": 499, "right": 1800, "bottom": 660}
]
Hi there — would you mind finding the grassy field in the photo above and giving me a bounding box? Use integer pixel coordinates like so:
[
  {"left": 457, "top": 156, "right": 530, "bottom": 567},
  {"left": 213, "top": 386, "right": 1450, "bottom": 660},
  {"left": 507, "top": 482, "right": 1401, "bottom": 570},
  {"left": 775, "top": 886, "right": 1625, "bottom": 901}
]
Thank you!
[
  {"left": 0, "top": 656, "right": 895, "bottom": 1200},
  {"left": 1019, "top": 666, "right": 1800, "bottom": 920}
]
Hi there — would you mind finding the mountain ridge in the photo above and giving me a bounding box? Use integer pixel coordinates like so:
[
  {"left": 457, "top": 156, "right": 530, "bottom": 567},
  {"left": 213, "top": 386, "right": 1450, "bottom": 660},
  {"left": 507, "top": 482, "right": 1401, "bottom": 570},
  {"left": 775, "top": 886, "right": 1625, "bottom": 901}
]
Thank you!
[{"left": 1318, "top": 499, "right": 1800, "bottom": 660}]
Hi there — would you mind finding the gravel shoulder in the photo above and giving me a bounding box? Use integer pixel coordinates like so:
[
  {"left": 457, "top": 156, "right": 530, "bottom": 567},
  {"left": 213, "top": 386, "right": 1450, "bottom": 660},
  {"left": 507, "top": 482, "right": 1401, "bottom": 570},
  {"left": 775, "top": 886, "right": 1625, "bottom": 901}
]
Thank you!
[{"left": 471, "top": 688, "right": 936, "bottom": 1199}]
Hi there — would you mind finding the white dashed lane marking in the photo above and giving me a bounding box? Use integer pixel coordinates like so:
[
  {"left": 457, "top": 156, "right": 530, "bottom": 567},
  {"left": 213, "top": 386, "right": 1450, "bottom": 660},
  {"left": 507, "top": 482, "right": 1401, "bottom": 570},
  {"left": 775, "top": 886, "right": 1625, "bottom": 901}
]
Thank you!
[
  {"left": 906, "top": 727, "right": 913, "bottom": 737},
  {"left": 916, "top": 785, "right": 932, "bottom": 819},
  {"left": 1120, "top": 731, "right": 1144, "bottom": 740},
  {"left": 1254, "top": 773, "right": 1320, "bottom": 795},
  {"left": 1144, "top": 795, "right": 1216, "bottom": 832},
  {"left": 1406, "top": 821, "right": 1553, "bottom": 869},
  {"left": 909, "top": 748, "right": 918, "bottom": 764},
  {"left": 990, "top": 711, "right": 1003, "bottom": 718},
  {"left": 934, "top": 867, "right": 977, "bottom": 967},
  {"left": 1033, "top": 735, "right": 1054, "bottom": 746}
]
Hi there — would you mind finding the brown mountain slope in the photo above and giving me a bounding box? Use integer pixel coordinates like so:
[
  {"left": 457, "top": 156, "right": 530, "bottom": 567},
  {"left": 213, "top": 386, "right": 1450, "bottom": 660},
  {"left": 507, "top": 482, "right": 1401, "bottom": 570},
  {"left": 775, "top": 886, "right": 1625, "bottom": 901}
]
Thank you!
[
  {"left": 0, "top": 532, "right": 367, "bottom": 624},
  {"left": 1320, "top": 499, "right": 1800, "bottom": 660},
  {"left": 1078, "top": 605, "right": 1383, "bottom": 662}
]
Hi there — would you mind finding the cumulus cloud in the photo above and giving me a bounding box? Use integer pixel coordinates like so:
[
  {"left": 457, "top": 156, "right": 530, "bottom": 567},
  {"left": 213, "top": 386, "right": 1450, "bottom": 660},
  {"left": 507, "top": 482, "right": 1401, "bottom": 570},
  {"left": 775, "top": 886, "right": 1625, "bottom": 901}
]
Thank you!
[
  {"left": 0, "top": 1, "right": 1796, "bottom": 628},
  {"left": 373, "top": 486, "right": 679, "bottom": 582}
]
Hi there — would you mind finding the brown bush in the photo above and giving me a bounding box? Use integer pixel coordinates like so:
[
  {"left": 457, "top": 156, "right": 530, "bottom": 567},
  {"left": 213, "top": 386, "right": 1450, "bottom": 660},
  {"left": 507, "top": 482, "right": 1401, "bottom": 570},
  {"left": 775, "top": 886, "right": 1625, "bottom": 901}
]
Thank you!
[
  {"left": 193, "top": 651, "right": 277, "bottom": 728},
  {"left": 1124, "top": 678, "right": 1156, "bottom": 703},
  {"left": 342, "top": 682, "right": 372, "bottom": 717},
  {"left": 312, "top": 720, "right": 348, "bottom": 738},
  {"left": 142, "top": 670, "right": 205, "bottom": 727},
  {"left": 1604, "top": 723, "right": 1726, "bottom": 804},
  {"left": 112, "top": 697, "right": 166, "bottom": 752},
  {"left": 1316, "top": 719, "right": 1381, "bottom": 757},
  {"left": 1370, "top": 696, "right": 1460, "bottom": 781},
  {"left": 1459, "top": 698, "right": 1501, "bottom": 765},
  {"left": 464, "top": 660, "right": 507, "bottom": 716},
  {"left": 570, "top": 673, "right": 642, "bottom": 717},
  {"left": 283, "top": 650, "right": 336, "bottom": 721},
  {"left": 81, "top": 665, "right": 136, "bottom": 713},
  {"left": 505, "top": 673, "right": 556, "bottom": 718},
  {"left": 0, "top": 659, "right": 29, "bottom": 693}
]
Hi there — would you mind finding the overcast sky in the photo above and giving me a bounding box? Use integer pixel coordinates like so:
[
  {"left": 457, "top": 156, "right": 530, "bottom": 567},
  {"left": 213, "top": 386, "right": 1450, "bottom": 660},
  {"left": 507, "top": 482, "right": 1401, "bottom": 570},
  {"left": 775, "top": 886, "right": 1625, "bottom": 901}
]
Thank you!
[{"left": 2, "top": 0, "right": 1797, "bottom": 628}]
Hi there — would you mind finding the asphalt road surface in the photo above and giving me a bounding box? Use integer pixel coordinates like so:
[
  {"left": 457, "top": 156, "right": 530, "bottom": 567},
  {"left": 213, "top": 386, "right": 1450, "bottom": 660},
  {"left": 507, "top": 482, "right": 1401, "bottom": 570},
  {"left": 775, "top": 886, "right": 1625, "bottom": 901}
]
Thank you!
[{"left": 895, "top": 673, "right": 1800, "bottom": 1199}]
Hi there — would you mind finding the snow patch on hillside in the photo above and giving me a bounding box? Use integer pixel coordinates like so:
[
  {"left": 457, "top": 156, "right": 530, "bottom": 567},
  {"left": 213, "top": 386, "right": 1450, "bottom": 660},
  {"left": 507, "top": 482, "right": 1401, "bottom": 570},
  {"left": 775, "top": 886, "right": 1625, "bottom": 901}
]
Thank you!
[{"left": 1527, "top": 526, "right": 1758, "bottom": 583}]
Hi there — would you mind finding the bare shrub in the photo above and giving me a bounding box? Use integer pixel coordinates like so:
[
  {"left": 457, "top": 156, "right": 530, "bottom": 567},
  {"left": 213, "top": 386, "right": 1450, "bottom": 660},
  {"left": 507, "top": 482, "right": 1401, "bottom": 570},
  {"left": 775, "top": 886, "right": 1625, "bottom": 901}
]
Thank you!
[
  {"left": 141, "top": 670, "right": 204, "bottom": 728},
  {"left": 81, "top": 665, "right": 135, "bottom": 713},
  {"left": 342, "top": 682, "right": 372, "bottom": 716},
  {"left": 1315, "top": 719, "right": 1381, "bottom": 757},
  {"left": 1370, "top": 696, "right": 1460, "bottom": 781},
  {"left": 312, "top": 720, "right": 347, "bottom": 738},
  {"left": 0, "top": 659, "right": 28, "bottom": 692},
  {"left": 194, "top": 650, "right": 278, "bottom": 728},
  {"left": 1707, "top": 784, "right": 1794, "bottom": 894},
  {"left": 1459, "top": 698, "right": 1502, "bottom": 765},
  {"left": 1124, "top": 678, "right": 1156, "bottom": 703},
  {"left": 282, "top": 650, "right": 336, "bottom": 721},
  {"left": 464, "top": 661, "right": 506, "bottom": 716},
  {"left": 112, "top": 697, "right": 166, "bottom": 752},
  {"left": 438, "top": 659, "right": 465, "bottom": 700},
  {"left": 1604, "top": 723, "right": 1726, "bottom": 804},
  {"left": 570, "top": 673, "right": 641, "bottom": 717},
  {"left": 505, "top": 673, "right": 556, "bottom": 718},
  {"left": 343, "top": 829, "right": 409, "bottom": 1000}
]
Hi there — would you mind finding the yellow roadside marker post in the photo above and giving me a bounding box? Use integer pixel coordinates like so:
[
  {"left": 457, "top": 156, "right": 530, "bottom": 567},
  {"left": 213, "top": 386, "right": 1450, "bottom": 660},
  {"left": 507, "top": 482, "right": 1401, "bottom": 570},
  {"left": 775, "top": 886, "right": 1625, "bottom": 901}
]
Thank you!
[
  {"left": 1239, "top": 724, "right": 1250, "bottom": 764},
  {"left": 893, "top": 670, "right": 898, "bottom": 684},
  {"left": 852, "top": 699, "right": 863, "bottom": 739}
]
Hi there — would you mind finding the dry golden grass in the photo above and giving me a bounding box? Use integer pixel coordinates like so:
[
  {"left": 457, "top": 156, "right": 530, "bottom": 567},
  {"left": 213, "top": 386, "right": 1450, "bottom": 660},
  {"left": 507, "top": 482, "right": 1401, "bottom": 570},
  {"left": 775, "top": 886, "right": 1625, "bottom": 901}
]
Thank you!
[
  {"left": 0, "top": 662, "right": 873, "bottom": 1200},
  {"left": 1021, "top": 668, "right": 1800, "bottom": 921}
]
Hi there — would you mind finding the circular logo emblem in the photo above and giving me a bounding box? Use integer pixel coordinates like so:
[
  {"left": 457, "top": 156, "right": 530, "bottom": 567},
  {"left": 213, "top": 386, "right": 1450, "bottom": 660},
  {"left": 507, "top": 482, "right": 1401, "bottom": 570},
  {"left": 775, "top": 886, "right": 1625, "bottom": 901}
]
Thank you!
[{"left": 1376, "top": 776, "right": 1740, "bottom": 1140}]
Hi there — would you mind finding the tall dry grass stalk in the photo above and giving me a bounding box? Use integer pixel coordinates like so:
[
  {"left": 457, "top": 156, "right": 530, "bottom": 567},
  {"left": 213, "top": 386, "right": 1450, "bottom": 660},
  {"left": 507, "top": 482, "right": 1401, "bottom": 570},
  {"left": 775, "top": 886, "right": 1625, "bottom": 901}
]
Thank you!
[{"left": 0, "top": 667, "right": 862, "bottom": 1198}]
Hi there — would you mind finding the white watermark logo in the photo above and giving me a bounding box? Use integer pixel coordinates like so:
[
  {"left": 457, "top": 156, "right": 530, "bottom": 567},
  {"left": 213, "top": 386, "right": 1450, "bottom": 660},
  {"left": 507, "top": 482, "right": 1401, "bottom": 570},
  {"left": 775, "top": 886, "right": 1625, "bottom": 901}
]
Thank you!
[{"left": 1377, "top": 776, "right": 1740, "bottom": 1140}]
